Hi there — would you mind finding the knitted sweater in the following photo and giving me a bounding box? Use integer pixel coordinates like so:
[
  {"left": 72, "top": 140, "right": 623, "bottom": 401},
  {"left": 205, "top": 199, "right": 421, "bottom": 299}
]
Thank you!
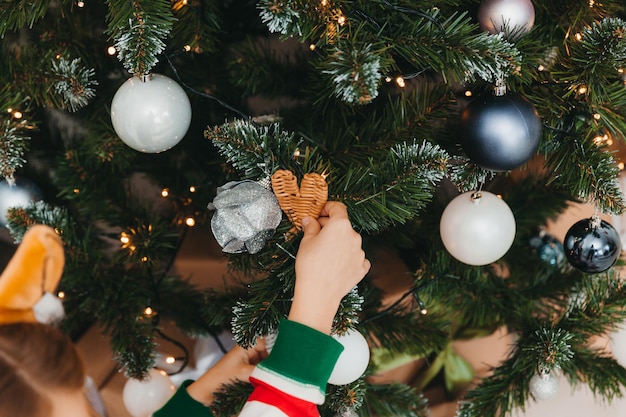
[{"left": 155, "top": 319, "right": 343, "bottom": 417}]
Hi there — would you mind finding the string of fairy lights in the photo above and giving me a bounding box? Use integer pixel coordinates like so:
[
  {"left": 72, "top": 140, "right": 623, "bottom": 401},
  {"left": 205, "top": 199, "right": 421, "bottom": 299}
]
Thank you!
[{"left": 2, "top": 0, "right": 620, "bottom": 380}]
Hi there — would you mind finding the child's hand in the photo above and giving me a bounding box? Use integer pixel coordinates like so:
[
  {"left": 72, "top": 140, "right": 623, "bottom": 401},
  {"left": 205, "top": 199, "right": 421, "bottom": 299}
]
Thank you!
[
  {"left": 186, "top": 340, "right": 267, "bottom": 406},
  {"left": 290, "top": 202, "right": 370, "bottom": 334}
]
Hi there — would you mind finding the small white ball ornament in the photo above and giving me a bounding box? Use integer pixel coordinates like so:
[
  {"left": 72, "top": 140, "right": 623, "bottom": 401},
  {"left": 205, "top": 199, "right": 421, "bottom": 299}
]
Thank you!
[
  {"left": 478, "top": 0, "right": 535, "bottom": 38},
  {"left": 123, "top": 368, "right": 176, "bottom": 417},
  {"left": 439, "top": 191, "right": 516, "bottom": 266},
  {"left": 0, "top": 176, "right": 43, "bottom": 227},
  {"left": 111, "top": 73, "right": 192, "bottom": 153},
  {"left": 529, "top": 371, "right": 559, "bottom": 401},
  {"left": 328, "top": 328, "right": 370, "bottom": 385}
]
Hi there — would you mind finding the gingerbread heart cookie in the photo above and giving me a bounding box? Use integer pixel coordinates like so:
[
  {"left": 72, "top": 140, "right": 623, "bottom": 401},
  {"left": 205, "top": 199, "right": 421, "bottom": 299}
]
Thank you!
[{"left": 271, "top": 169, "right": 328, "bottom": 230}]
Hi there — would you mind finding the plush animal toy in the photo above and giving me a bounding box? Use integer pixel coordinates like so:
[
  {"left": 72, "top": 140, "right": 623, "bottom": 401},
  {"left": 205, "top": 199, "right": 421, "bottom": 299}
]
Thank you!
[{"left": 0, "top": 224, "right": 65, "bottom": 324}]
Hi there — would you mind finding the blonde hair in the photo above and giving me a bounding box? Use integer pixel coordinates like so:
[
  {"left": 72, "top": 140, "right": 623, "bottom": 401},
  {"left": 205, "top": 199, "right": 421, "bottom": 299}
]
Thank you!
[{"left": 0, "top": 322, "right": 88, "bottom": 416}]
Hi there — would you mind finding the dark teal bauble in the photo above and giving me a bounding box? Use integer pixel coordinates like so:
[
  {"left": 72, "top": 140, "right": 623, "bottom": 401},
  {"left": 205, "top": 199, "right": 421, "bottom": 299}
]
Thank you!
[
  {"left": 529, "top": 233, "right": 565, "bottom": 268},
  {"left": 564, "top": 218, "right": 621, "bottom": 273}
]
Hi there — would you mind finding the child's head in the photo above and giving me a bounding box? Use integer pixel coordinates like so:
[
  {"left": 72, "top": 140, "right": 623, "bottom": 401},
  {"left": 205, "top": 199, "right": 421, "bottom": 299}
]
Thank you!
[{"left": 0, "top": 322, "right": 96, "bottom": 417}]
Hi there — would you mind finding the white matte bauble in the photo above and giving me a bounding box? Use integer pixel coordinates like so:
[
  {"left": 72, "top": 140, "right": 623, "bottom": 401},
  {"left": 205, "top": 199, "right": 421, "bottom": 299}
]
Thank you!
[
  {"left": 529, "top": 371, "right": 559, "bottom": 401},
  {"left": 328, "top": 328, "right": 370, "bottom": 385},
  {"left": 440, "top": 191, "right": 516, "bottom": 266},
  {"left": 123, "top": 368, "right": 176, "bottom": 417},
  {"left": 610, "top": 323, "right": 626, "bottom": 367},
  {"left": 111, "top": 73, "right": 192, "bottom": 153},
  {"left": 0, "top": 176, "right": 42, "bottom": 227},
  {"left": 478, "top": 0, "right": 535, "bottom": 38}
]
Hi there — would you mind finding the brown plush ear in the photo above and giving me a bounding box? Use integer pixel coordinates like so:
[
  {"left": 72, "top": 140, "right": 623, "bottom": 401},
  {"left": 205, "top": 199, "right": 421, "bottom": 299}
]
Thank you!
[{"left": 0, "top": 225, "right": 65, "bottom": 324}]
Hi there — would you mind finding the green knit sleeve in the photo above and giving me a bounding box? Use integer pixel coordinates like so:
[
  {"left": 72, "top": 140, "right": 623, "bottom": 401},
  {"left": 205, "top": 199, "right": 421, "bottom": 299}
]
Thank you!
[
  {"left": 255, "top": 319, "right": 344, "bottom": 395},
  {"left": 154, "top": 380, "right": 215, "bottom": 417}
]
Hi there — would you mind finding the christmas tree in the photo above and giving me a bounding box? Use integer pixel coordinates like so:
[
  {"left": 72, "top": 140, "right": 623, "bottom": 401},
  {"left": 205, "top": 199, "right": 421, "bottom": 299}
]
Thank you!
[{"left": 1, "top": 0, "right": 626, "bottom": 416}]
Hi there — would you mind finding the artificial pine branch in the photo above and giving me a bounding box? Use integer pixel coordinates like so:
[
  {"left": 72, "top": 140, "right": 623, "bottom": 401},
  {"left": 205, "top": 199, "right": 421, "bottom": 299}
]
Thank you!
[
  {"left": 210, "top": 380, "right": 254, "bottom": 417},
  {"left": 50, "top": 56, "right": 98, "bottom": 112},
  {"left": 0, "top": 0, "right": 56, "bottom": 37},
  {"left": 358, "top": 382, "right": 429, "bottom": 417},
  {"left": 105, "top": 0, "right": 175, "bottom": 75},
  {"left": 544, "top": 131, "right": 625, "bottom": 215},
  {"left": 206, "top": 120, "right": 329, "bottom": 180},
  {"left": 321, "top": 380, "right": 367, "bottom": 417},
  {"left": 336, "top": 140, "right": 449, "bottom": 233},
  {"left": 170, "top": 0, "right": 221, "bottom": 53}
]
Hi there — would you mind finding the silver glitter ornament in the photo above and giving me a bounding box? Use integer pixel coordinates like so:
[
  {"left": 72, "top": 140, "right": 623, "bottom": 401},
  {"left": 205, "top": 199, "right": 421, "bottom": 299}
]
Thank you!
[
  {"left": 0, "top": 176, "right": 43, "bottom": 227},
  {"left": 478, "top": 0, "right": 535, "bottom": 39},
  {"left": 208, "top": 180, "right": 282, "bottom": 254},
  {"left": 529, "top": 371, "right": 559, "bottom": 401}
]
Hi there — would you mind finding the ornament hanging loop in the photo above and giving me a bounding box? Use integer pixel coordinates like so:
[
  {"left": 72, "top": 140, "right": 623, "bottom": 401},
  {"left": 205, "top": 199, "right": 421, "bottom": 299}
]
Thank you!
[
  {"left": 5, "top": 173, "right": 15, "bottom": 187},
  {"left": 140, "top": 73, "right": 152, "bottom": 83},
  {"left": 494, "top": 77, "right": 507, "bottom": 97},
  {"left": 590, "top": 212, "right": 602, "bottom": 229},
  {"left": 471, "top": 181, "right": 485, "bottom": 203}
]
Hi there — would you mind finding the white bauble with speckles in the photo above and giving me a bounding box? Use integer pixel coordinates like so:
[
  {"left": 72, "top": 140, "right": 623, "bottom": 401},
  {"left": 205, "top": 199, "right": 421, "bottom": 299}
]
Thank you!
[
  {"left": 111, "top": 73, "right": 191, "bottom": 153},
  {"left": 440, "top": 191, "right": 516, "bottom": 266}
]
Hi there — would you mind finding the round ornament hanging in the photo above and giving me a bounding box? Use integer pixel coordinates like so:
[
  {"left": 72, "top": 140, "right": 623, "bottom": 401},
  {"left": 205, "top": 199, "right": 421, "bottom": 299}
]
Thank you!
[
  {"left": 208, "top": 180, "right": 283, "bottom": 254},
  {"left": 440, "top": 191, "right": 516, "bottom": 266},
  {"left": 0, "top": 176, "right": 43, "bottom": 227},
  {"left": 123, "top": 368, "right": 176, "bottom": 417},
  {"left": 328, "top": 328, "right": 370, "bottom": 385},
  {"left": 529, "top": 370, "right": 559, "bottom": 401},
  {"left": 460, "top": 91, "right": 541, "bottom": 172},
  {"left": 111, "top": 73, "right": 192, "bottom": 153},
  {"left": 478, "top": 0, "right": 535, "bottom": 38},
  {"left": 528, "top": 232, "right": 565, "bottom": 268},
  {"left": 563, "top": 216, "right": 621, "bottom": 273}
]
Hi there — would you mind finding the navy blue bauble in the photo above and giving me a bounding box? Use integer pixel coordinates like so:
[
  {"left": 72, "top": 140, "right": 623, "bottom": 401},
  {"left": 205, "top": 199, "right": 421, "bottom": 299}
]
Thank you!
[
  {"left": 460, "top": 92, "right": 541, "bottom": 172},
  {"left": 529, "top": 233, "right": 565, "bottom": 268},
  {"left": 564, "top": 218, "right": 621, "bottom": 273}
]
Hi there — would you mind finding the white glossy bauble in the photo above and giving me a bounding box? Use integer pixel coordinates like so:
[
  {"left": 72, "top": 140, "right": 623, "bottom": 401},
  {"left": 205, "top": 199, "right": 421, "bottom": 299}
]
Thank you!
[
  {"left": 328, "top": 328, "right": 370, "bottom": 385},
  {"left": 529, "top": 371, "right": 559, "bottom": 401},
  {"left": 610, "top": 324, "right": 626, "bottom": 367},
  {"left": 111, "top": 73, "right": 192, "bottom": 153},
  {"left": 123, "top": 368, "right": 176, "bottom": 417},
  {"left": 440, "top": 191, "right": 516, "bottom": 266},
  {"left": 0, "top": 177, "right": 42, "bottom": 227},
  {"left": 478, "top": 0, "right": 535, "bottom": 38}
]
